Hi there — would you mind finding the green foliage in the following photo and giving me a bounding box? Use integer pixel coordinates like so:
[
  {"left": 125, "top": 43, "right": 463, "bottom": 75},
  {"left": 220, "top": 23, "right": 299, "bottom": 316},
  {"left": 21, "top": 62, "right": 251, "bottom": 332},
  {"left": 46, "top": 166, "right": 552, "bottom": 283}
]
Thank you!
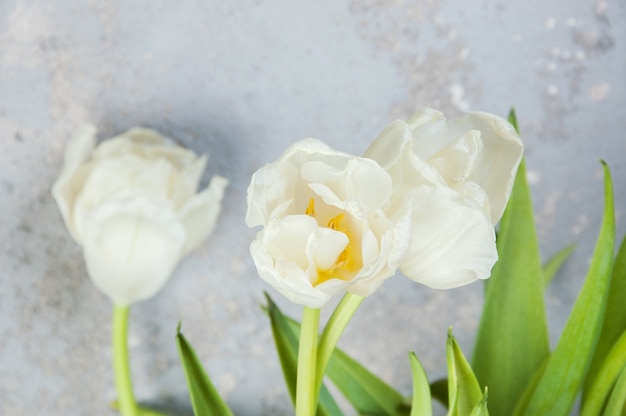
[
  {"left": 604, "top": 365, "right": 626, "bottom": 415},
  {"left": 176, "top": 324, "right": 234, "bottom": 416},
  {"left": 472, "top": 110, "right": 550, "bottom": 415},
  {"left": 522, "top": 162, "right": 615, "bottom": 415},
  {"left": 581, "top": 330, "right": 626, "bottom": 415},
  {"left": 447, "top": 329, "right": 485, "bottom": 416},
  {"left": 409, "top": 352, "right": 432, "bottom": 416},
  {"left": 584, "top": 235, "right": 626, "bottom": 401}
]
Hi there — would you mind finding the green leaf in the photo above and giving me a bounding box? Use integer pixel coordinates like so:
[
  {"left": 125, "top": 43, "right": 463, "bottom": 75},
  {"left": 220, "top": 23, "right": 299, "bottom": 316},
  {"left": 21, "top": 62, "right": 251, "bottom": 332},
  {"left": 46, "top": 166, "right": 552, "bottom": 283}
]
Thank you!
[
  {"left": 543, "top": 244, "right": 576, "bottom": 288},
  {"left": 326, "top": 347, "right": 410, "bottom": 415},
  {"left": 268, "top": 297, "right": 409, "bottom": 416},
  {"left": 265, "top": 295, "right": 343, "bottom": 416},
  {"left": 511, "top": 357, "right": 549, "bottom": 416},
  {"left": 584, "top": 234, "right": 626, "bottom": 399},
  {"left": 604, "top": 363, "right": 626, "bottom": 416},
  {"left": 176, "top": 324, "right": 234, "bottom": 416},
  {"left": 409, "top": 352, "right": 432, "bottom": 416},
  {"left": 524, "top": 162, "right": 615, "bottom": 416},
  {"left": 581, "top": 330, "right": 626, "bottom": 416},
  {"left": 472, "top": 156, "right": 550, "bottom": 415},
  {"left": 468, "top": 389, "right": 489, "bottom": 416},
  {"left": 447, "top": 329, "right": 483, "bottom": 416}
]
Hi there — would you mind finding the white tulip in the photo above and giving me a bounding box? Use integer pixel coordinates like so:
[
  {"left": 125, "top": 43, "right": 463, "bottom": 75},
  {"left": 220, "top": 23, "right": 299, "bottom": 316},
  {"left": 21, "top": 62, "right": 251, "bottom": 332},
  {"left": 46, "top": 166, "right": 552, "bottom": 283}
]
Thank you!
[
  {"left": 246, "top": 139, "right": 411, "bottom": 308},
  {"left": 365, "top": 108, "right": 523, "bottom": 289},
  {"left": 52, "top": 125, "right": 228, "bottom": 305}
]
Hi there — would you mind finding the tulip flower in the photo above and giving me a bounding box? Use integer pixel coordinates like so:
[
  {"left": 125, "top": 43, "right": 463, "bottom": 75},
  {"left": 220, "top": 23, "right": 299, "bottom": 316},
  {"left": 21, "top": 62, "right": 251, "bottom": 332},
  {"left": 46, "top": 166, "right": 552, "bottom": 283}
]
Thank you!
[
  {"left": 246, "top": 138, "right": 411, "bottom": 309},
  {"left": 365, "top": 107, "right": 523, "bottom": 289},
  {"left": 52, "top": 125, "right": 227, "bottom": 416}
]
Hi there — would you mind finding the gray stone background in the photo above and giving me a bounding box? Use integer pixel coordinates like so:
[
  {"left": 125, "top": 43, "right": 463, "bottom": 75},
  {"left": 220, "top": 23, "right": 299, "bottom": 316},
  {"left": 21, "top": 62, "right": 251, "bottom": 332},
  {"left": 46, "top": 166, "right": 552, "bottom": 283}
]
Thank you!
[{"left": 0, "top": 1, "right": 624, "bottom": 415}]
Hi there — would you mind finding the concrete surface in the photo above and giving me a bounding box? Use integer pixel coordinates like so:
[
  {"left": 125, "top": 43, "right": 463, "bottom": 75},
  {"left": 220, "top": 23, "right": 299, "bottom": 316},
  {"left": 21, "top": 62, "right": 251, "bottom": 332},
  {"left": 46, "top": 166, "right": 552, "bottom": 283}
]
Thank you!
[{"left": 0, "top": 0, "right": 624, "bottom": 415}]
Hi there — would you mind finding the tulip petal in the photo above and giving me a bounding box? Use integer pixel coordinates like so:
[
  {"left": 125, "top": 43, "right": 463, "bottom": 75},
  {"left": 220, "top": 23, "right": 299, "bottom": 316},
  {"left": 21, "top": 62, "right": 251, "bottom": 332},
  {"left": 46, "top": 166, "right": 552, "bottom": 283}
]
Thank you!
[
  {"left": 82, "top": 193, "right": 186, "bottom": 305},
  {"left": 345, "top": 158, "right": 392, "bottom": 212},
  {"left": 170, "top": 155, "right": 208, "bottom": 209},
  {"left": 51, "top": 124, "right": 97, "bottom": 243},
  {"left": 92, "top": 128, "right": 197, "bottom": 169},
  {"left": 399, "top": 186, "right": 497, "bottom": 289},
  {"left": 246, "top": 161, "right": 298, "bottom": 227},
  {"left": 311, "top": 227, "right": 350, "bottom": 271},
  {"left": 265, "top": 215, "right": 318, "bottom": 271},
  {"left": 448, "top": 112, "right": 523, "bottom": 223},
  {"left": 72, "top": 155, "right": 175, "bottom": 243},
  {"left": 251, "top": 239, "right": 333, "bottom": 309},
  {"left": 428, "top": 131, "right": 483, "bottom": 185},
  {"left": 179, "top": 175, "right": 228, "bottom": 255},
  {"left": 363, "top": 120, "right": 412, "bottom": 170}
]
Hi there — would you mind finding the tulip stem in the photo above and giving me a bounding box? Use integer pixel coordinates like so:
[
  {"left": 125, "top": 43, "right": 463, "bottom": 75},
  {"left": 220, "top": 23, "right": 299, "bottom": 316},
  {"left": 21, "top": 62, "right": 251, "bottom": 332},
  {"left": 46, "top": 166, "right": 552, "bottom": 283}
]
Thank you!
[
  {"left": 296, "top": 306, "right": 321, "bottom": 416},
  {"left": 113, "top": 305, "right": 138, "bottom": 416},
  {"left": 315, "top": 292, "right": 364, "bottom": 394}
]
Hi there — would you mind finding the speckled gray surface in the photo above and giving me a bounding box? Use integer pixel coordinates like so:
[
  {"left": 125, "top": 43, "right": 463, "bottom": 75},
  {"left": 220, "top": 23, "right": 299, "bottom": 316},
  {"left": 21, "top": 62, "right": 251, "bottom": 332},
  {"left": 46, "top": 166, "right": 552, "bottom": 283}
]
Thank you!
[{"left": 0, "top": 1, "right": 624, "bottom": 415}]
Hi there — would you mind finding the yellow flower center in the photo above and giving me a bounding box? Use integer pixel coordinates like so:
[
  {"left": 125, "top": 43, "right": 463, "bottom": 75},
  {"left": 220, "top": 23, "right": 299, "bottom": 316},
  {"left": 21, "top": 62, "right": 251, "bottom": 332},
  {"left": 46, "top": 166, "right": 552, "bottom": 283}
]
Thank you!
[{"left": 305, "top": 198, "right": 358, "bottom": 286}]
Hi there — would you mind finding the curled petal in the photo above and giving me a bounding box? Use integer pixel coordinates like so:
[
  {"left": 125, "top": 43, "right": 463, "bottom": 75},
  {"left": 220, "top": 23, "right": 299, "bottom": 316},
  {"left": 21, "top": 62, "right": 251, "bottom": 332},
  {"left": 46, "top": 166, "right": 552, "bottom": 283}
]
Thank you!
[
  {"left": 250, "top": 237, "right": 345, "bottom": 309},
  {"left": 52, "top": 125, "right": 97, "bottom": 243},
  {"left": 447, "top": 112, "right": 523, "bottom": 223},
  {"left": 245, "top": 161, "right": 298, "bottom": 227},
  {"left": 179, "top": 175, "right": 228, "bottom": 255},
  {"left": 399, "top": 186, "right": 497, "bottom": 289}
]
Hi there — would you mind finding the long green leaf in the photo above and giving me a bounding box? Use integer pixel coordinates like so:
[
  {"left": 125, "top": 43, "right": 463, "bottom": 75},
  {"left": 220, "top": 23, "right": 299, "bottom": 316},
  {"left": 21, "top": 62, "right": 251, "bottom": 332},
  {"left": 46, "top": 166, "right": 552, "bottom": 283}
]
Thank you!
[
  {"left": 265, "top": 295, "right": 343, "bottom": 416},
  {"left": 605, "top": 363, "right": 626, "bottom": 416},
  {"left": 473, "top": 147, "right": 550, "bottom": 415},
  {"left": 327, "top": 347, "right": 410, "bottom": 415},
  {"left": 273, "top": 302, "right": 409, "bottom": 415},
  {"left": 524, "top": 162, "right": 615, "bottom": 415},
  {"left": 584, "top": 234, "right": 626, "bottom": 399},
  {"left": 447, "top": 329, "right": 483, "bottom": 415},
  {"left": 543, "top": 244, "right": 576, "bottom": 287},
  {"left": 468, "top": 390, "right": 489, "bottom": 416},
  {"left": 581, "top": 330, "right": 626, "bottom": 415},
  {"left": 511, "top": 357, "right": 549, "bottom": 416},
  {"left": 176, "top": 325, "right": 234, "bottom": 416},
  {"left": 409, "top": 352, "right": 432, "bottom": 416}
]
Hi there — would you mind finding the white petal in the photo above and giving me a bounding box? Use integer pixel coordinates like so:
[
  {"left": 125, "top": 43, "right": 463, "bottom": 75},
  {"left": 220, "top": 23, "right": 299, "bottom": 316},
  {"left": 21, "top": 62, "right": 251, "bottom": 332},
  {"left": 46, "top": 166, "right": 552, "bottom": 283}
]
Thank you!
[
  {"left": 82, "top": 194, "right": 186, "bottom": 305},
  {"left": 311, "top": 227, "right": 349, "bottom": 271},
  {"left": 345, "top": 158, "right": 392, "bottom": 212},
  {"left": 428, "top": 131, "right": 483, "bottom": 185},
  {"left": 51, "top": 124, "right": 97, "bottom": 244},
  {"left": 250, "top": 239, "right": 334, "bottom": 308},
  {"left": 170, "top": 154, "right": 208, "bottom": 209},
  {"left": 448, "top": 112, "right": 523, "bottom": 223},
  {"left": 399, "top": 186, "right": 497, "bottom": 289},
  {"left": 72, "top": 155, "right": 173, "bottom": 241},
  {"left": 265, "top": 215, "right": 319, "bottom": 270},
  {"left": 348, "top": 212, "right": 411, "bottom": 297},
  {"left": 405, "top": 108, "right": 449, "bottom": 159},
  {"left": 245, "top": 161, "right": 298, "bottom": 227},
  {"left": 179, "top": 175, "right": 228, "bottom": 255},
  {"left": 364, "top": 119, "right": 413, "bottom": 170}
]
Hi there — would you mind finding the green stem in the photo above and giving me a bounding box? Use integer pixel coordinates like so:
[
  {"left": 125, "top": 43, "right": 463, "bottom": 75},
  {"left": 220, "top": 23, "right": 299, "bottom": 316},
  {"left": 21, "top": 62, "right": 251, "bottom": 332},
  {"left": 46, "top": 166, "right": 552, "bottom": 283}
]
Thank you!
[
  {"left": 315, "top": 292, "right": 364, "bottom": 395},
  {"left": 113, "top": 305, "right": 138, "bottom": 416},
  {"left": 296, "top": 307, "right": 321, "bottom": 416}
]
